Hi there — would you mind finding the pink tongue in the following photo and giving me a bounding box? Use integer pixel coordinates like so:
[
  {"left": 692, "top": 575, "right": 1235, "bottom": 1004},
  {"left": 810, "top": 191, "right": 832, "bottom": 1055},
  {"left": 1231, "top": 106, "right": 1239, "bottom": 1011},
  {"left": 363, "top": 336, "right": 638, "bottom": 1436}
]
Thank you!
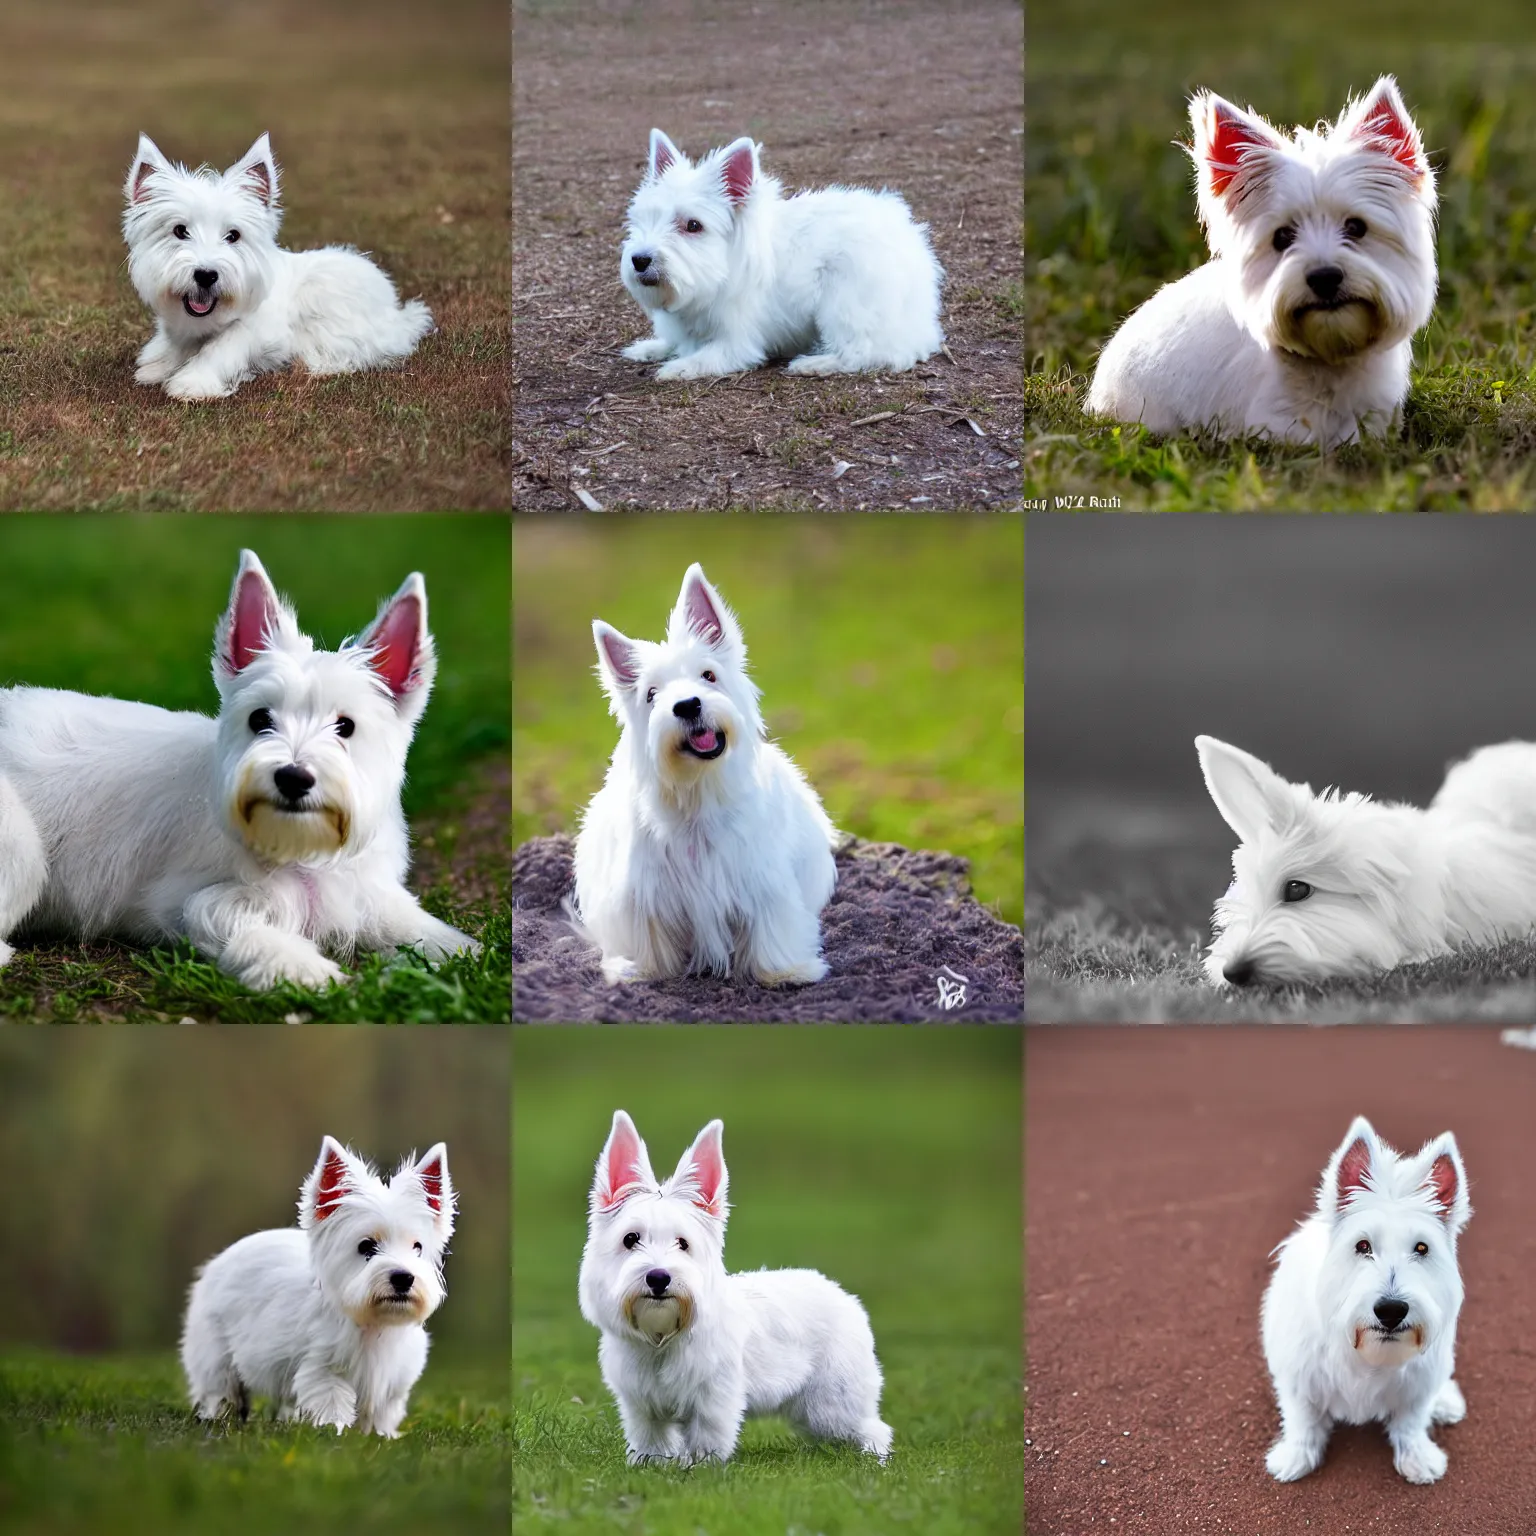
[
  {"left": 690, "top": 729, "right": 718, "bottom": 752},
  {"left": 189, "top": 295, "right": 214, "bottom": 314}
]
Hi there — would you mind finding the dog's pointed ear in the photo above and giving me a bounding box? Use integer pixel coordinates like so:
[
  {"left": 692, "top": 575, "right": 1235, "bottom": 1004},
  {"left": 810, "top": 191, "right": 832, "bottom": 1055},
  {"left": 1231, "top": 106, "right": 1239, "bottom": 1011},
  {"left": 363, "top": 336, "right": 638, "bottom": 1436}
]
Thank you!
[
  {"left": 715, "top": 138, "right": 759, "bottom": 207},
  {"left": 667, "top": 1119, "right": 728, "bottom": 1221},
  {"left": 1341, "top": 76, "right": 1432, "bottom": 186},
  {"left": 356, "top": 573, "right": 437, "bottom": 724},
  {"left": 1189, "top": 91, "right": 1286, "bottom": 215},
  {"left": 669, "top": 564, "right": 745, "bottom": 666},
  {"left": 227, "top": 131, "right": 280, "bottom": 208},
  {"left": 127, "top": 133, "right": 171, "bottom": 204},
  {"left": 1195, "top": 735, "right": 1297, "bottom": 843},
  {"left": 648, "top": 129, "right": 685, "bottom": 179},
  {"left": 403, "top": 1142, "right": 456, "bottom": 1240},
  {"left": 592, "top": 1110, "right": 658, "bottom": 1214},
  {"left": 1318, "top": 1115, "right": 1382, "bottom": 1217},
  {"left": 593, "top": 620, "right": 642, "bottom": 699},
  {"left": 1409, "top": 1132, "right": 1471, "bottom": 1235},
  {"left": 214, "top": 550, "right": 295, "bottom": 681},
  {"left": 300, "top": 1135, "right": 362, "bottom": 1228}
]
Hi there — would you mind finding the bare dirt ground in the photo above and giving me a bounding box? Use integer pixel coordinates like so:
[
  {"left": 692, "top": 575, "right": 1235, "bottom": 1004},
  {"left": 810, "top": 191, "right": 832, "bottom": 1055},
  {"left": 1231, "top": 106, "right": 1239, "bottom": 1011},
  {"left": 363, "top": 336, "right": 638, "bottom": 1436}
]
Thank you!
[
  {"left": 1026, "top": 1027, "right": 1536, "bottom": 1534},
  {"left": 512, "top": 0, "right": 1022, "bottom": 511}
]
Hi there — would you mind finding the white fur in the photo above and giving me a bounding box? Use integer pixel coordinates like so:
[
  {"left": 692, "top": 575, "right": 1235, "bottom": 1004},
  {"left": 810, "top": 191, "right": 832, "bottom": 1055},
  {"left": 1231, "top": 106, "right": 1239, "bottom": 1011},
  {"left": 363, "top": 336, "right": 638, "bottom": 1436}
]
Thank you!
[
  {"left": 1196, "top": 733, "right": 1536, "bottom": 986},
  {"left": 619, "top": 128, "right": 943, "bottom": 379},
  {"left": 1088, "top": 77, "right": 1437, "bottom": 448},
  {"left": 0, "top": 550, "right": 479, "bottom": 991},
  {"left": 578, "top": 1110, "right": 892, "bottom": 1466},
  {"left": 182, "top": 1136, "right": 453, "bottom": 1436},
  {"left": 573, "top": 562, "right": 837, "bottom": 986},
  {"left": 124, "top": 132, "right": 433, "bottom": 399},
  {"left": 1262, "top": 1116, "right": 1470, "bottom": 1483}
]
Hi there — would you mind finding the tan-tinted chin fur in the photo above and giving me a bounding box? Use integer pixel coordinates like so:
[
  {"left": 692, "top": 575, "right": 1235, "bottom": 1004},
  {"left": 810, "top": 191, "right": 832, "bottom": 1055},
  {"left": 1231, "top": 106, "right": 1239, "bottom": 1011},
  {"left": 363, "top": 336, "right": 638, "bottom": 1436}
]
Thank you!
[
  {"left": 625, "top": 1292, "right": 693, "bottom": 1343},
  {"left": 1286, "top": 300, "right": 1384, "bottom": 364},
  {"left": 240, "top": 798, "right": 349, "bottom": 862}
]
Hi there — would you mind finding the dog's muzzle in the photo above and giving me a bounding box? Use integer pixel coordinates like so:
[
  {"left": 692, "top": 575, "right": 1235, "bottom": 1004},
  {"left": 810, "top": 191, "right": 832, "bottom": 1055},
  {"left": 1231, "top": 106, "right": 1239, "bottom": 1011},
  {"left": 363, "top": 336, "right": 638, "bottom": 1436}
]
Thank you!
[
  {"left": 183, "top": 268, "right": 221, "bottom": 318},
  {"left": 671, "top": 698, "right": 727, "bottom": 760},
  {"left": 630, "top": 252, "right": 664, "bottom": 289}
]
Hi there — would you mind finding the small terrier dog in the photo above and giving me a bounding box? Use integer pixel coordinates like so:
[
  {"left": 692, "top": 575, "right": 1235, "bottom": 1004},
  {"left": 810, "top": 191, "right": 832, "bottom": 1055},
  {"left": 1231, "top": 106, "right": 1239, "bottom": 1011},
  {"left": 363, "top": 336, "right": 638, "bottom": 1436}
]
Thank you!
[
  {"left": 182, "top": 1136, "right": 454, "bottom": 1436},
  {"left": 0, "top": 549, "right": 479, "bottom": 991},
  {"left": 578, "top": 1109, "right": 893, "bottom": 1466},
  {"left": 1263, "top": 1116, "right": 1470, "bottom": 1483},
  {"left": 619, "top": 128, "right": 944, "bottom": 379},
  {"left": 1197, "top": 733, "right": 1536, "bottom": 986},
  {"left": 573, "top": 563, "right": 838, "bottom": 986},
  {"left": 1088, "top": 78, "right": 1437, "bottom": 448},
  {"left": 124, "top": 132, "right": 433, "bottom": 399}
]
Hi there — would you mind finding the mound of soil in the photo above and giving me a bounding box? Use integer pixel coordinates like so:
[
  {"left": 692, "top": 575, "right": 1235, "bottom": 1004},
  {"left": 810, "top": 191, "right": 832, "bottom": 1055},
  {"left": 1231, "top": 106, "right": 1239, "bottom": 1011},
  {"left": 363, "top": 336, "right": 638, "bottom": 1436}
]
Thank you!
[{"left": 512, "top": 834, "right": 1022, "bottom": 1022}]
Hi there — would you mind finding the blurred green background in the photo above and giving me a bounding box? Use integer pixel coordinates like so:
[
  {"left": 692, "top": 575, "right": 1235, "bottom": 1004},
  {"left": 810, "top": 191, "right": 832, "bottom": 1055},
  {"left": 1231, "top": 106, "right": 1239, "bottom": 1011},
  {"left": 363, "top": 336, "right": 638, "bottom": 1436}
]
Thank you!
[
  {"left": 513, "top": 515, "right": 1025, "bottom": 928},
  {"left": 513, "top": 1026, "right": 1022, "bottom": 1532},
  {"left": 0, "top": 513, "right": 510, "bottom": 813},
  {"left": 0, "top": 1027, "right": 509, "bottom": 1535}
]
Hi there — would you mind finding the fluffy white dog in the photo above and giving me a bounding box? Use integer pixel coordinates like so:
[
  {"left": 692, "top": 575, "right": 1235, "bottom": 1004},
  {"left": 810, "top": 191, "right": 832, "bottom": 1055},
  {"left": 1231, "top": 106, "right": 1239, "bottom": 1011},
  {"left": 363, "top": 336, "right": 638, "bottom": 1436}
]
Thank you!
[
  {"left": 0, "top": 550, "right": 479, "bottom": 991},
  {"left": 578, "top": 1109, "right": 893, "bottom": 1466},
  {"left": 182, "top": 1136, "right": 454, "bottom": 1436},
  {"left": 573, "top": 562, "right": 838, "bottom": 986},
  {"left": 1262, "top": 1116, "right": 1470, "bottom": 1483},
  {"left": 1197, "top": 733, "right": 1536, "bottom": 985},
  {"left": 620, "top": 128, "right": 944, "bottom": 379},
  {"left": 124, "top": 132, "right": 433, "bottom": 399},
  {"left": 1088, "top": 77, "right": 1437, "bottom": 447}
]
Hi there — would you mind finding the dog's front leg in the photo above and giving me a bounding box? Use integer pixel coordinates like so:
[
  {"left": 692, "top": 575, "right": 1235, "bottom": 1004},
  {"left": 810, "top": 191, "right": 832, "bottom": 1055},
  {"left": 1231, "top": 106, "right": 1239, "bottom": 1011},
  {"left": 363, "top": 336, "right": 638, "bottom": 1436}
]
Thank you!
[
  {"left": 1264, "top": 1388, "right": 1331, "bottom": 1481},
  {"left": 655, "top": 337, "right": 766, "bottom": 381},
  {"left": 680, "top": 1394, "right": 745, "bottom": 1466},
  {"left": 743, "top": 897, "right": 828, "bottom": 986},
  {"left": 617, "top": 1397, "right": 684, "bottom": 1464},
  {"left": 162, "top": 323, "right": 260, "bottom": 399},
  {"left": 368, "top": 884, "right": 482, "bottom": 964},
  {"left": 293, "top": 1361, "right": 358, "bottom": 1435},
  {"left": 183, "top": 885, "right": 347, "bottom": 992},
  {"left": 1388, "top": 1403, "right": 1450, "bottom": 1483},
  {"left": 134, "top": 324, "right": 185, "bottom": 385}
]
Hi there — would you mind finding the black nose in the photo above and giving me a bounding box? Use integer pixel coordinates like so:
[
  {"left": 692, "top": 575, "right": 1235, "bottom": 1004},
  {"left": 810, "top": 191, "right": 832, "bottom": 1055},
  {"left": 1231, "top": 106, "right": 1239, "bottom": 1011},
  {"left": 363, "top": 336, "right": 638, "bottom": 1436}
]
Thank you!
[
  {"left": 1374, "top": 1298, "right": 1410, "bottom": 1330},
  {"left": 1306, "top": 265, "right": 1345, "bottom": 302},
  {"left": 388, "top": 1270, "right": 414, "bottom": 1296},
  {"left": 645, "top": 1268, "right": 671, "bottom": 1296},
  {"left": 273, "top": 764, "right": 315, "bottom": 803},
  {"left": 1223, "top": 959, "right": 1256, "bottom": 986},
  {"left": 631, "top": 253, "right": 652, "bottom": 273},
  {"left": 193, "top": 268, "right": 219, "bottom": 289},
  {"left": 672, "top": 697, "right": 701, "bottom": 722}
]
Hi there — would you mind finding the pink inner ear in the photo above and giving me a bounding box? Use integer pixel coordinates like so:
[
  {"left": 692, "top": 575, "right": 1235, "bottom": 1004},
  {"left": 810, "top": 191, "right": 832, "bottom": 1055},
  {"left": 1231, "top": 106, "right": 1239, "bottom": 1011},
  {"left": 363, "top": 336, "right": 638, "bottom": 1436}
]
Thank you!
[
  {"left": 600, "top": 631, "right": 641, "bottom": 688},
  {"left": 132, "top": 162, "right": 157, "bottom": 203},
  {"left": 682, "top": 582, "right": 725, "bottom": 646},
  {"left": 228, "top": 571, "right": 276, "bottom": 672},
  {"left": 721, "top": 146, "right": 755, "bottom": 205},
  {"left": 690, "top": 1133, "right": 725, "bottom": 1216},
  {"left": 244, "top": 162, "right": 273, "bottom": 204},
  {"left": 314, "top": 1151, "right": 350, "bottom": 1221},
  {"left": 1336, "top": 1137, "right": 1373, "bottom": 1204},
  {"left": 368, "top": 595, "right": 423, "bottom": 697},
  {"left": 1425, "top": 1153, "right": 1458, "bottom": 1214},
  {"left": 418, "top": 1156, "right": 445, "bottom": 1215},
  {"left": 1202, "top": 106, "right": 1270, "bottom": 197},
  {"left": 600, "top": 1121, "right": 646, "bottom": 1211},
  {"left": 1355, "top": 95, "right": 1424, "bottom": 175},
  {"left": 652, "top": 138, "right": 675, "bottom": 177}
]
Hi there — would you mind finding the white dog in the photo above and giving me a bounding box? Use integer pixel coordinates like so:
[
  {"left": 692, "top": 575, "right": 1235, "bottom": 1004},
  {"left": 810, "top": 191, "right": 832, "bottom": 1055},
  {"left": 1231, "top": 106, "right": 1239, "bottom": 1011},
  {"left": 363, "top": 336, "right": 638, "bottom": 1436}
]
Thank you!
[
  {"left": 619, "top": 128, "right": 944, "bottom": 379},
  {"left": 572, "top": 562, "right": 837, "bottom": 986},
  {"left": 0, "top": 549, "right": 479, "bottom": 991},
  {"left": 1262, "top": 1116, "right": 1470, "bottom": 1483},
  {"left": 182, "top": 1136, "right": 453, "bottom": 1436},
  {"left": 124, "top": 132, "right": 433, "bottom": 399},
  {"left": 1088, "top": 77, "right": 1437, "bottom": 448},
  {"left": 1196, "top": 733, "right": 1536, "bottom": 986},
  {"left": 578, "top": 1109, "right": 893, "bottom": 1466}
]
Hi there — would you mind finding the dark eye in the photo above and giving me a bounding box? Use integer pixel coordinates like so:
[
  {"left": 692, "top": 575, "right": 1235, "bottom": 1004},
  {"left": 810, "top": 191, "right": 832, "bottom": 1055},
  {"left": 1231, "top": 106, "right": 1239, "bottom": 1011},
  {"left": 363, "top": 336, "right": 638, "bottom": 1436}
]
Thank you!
[
  {"left": 1414, "top": 1241, "right": 1429, "bottom": 1256},
  {"left": 623, "top": 1232, "right": 640, "bottom": 1250},
  {"left": 1282, "top": 880, "right": 1312, "bottom": 903},
  {"left": 173, "top": 224, "right": 190, "bottom": 240},
  {"left": 225, "top": 229, "right": 241, "bottom": 244},
  {"left": 358, "top": 1239, "right": 379, "bottom": 1258},
  {"left": 1272, "top": 226, "right": 1296, "bottom": 252},
  {"left": 414, "top": 1241, "right": 423, "bottom": 1255},
  {"left": 1356, "top": 1239, "right": 1372, "bottom": 1256},
  {"left": 645, "top": 687, "right": 656, "bottom": 704},
  {"left": 1343, "top": 217, "right": 1367, "bottom": 240},
  {"left": 685, "top": 218, "right": 703, "bottom": 233},
  {"left": 336, "top": 715, "right": 355, "bottom": 738},
  {"left": 702, "top": 670, "right": 716, "bottom": 683},
  {"left": 249, "top": 708, "right": 274, "bottom": 734},
  {"left": 677, "top": 1237, "right": 690, "bottom": 1252}
]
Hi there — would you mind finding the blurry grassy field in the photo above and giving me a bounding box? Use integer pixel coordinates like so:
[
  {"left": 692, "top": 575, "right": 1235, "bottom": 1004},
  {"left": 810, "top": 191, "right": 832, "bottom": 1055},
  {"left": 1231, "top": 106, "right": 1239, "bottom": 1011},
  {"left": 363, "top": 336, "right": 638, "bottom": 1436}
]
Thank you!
[
  {"left": 1026, "top": 0, "right": 1536, "bottom": 509},
  {"left": 0, "top": 1352, "right": 510, "bottom": 1536},
  {"left": 512, "top": 1026, "right": 1022, "bottom": 1535},
  {"left": 0, "top": 0, "right": 507, "bottom": 510},
  {"left": 512, "top": 514, "right": 1024, "bottom": 928},
  {"left": 0, "top": 516, "right": 510, "bottom": 1020}
]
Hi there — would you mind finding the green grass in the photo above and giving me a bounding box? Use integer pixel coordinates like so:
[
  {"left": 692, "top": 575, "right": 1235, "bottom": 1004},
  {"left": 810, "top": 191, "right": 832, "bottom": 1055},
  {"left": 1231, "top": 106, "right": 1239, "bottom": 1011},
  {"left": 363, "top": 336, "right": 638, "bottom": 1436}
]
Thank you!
[
  {"left": 513, "top": 1026, "right": 1023, "bottom": 1535},
  {"left": 0, "top": 515, "right": 510, "bottom": 1021},
  {"left": 1027, "top": 0, "right": 1536, "bottom": 508},
  {"left": 513, "top": 515, "right": 1024, "bottom": 929},
  {"left": 0, "top": 1351, "right": 509, "bottom": 1536}
]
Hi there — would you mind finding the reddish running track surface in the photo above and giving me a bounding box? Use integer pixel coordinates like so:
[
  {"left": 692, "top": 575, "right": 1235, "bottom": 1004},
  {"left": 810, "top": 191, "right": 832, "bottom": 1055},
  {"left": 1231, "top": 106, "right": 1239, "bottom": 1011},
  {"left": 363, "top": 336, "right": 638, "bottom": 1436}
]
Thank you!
[{"left": 1026, "top": 1026, "right": 1536, "bottom": 1535}]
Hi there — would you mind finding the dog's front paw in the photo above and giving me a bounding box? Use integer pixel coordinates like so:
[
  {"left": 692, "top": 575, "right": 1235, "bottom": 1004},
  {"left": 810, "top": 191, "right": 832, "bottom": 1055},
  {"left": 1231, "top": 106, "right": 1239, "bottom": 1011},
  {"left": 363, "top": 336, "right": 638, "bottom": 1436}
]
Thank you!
[
  {"left": 1432, "top": 1380, "right": 1467, "bottom": 1425},
  {"left": 622, "top": 336, "right": 674, "bottom": 362},
  {"left": 752, "top": 957, "right": 828, "bottom": 987},
  {"left": 601, "top": 955, "right": 642, "bottom": 984},
  {"left": 655, "top": 352, "right": 746, "bottom": 381},
  {"left": 786, "top": 351, "right": 858, "bottom": 376},
  {"left": 1393, "top": 1435, "right": 1448, "bottom": 1484},
  {"left": 1266, "top": 1437, "right": 1323, "bottom": 1482},
  {"left": 228, "top": 943, "right": 347, "bottom": 992},
  {"left": 164, "top": 365, "right": 240, "bottom": 400}
]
